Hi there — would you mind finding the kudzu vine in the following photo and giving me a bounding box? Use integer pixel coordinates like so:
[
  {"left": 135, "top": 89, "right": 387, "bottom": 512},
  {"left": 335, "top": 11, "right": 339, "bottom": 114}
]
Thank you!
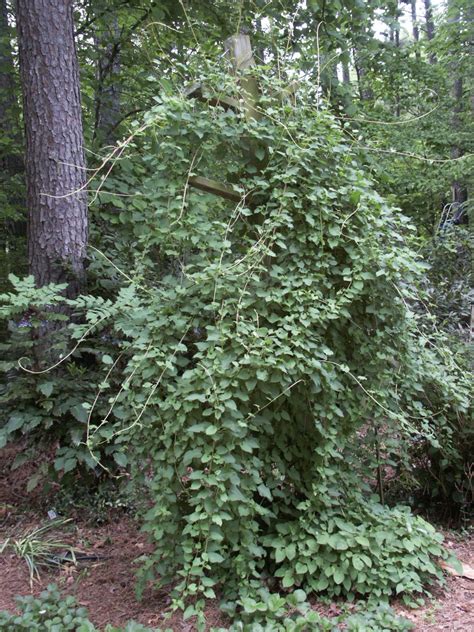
[
  {"left": 1, "top": 60, "right": 470, "bottom": 630},
  {"left": 84, "top": 63, "right": 468, "bottom": 627}
]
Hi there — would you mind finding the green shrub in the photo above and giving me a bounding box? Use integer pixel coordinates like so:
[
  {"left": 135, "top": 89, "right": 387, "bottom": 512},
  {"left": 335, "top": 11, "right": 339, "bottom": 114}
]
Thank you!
[
  {"left": 342, "top": 603, "right": 414, "bottom": 631},
  {"left": 219, "top": 588, "right": 334, "bottom": 631},
  {"left": 0, "top": 585, "right": 92, "bottom": 631},
  {"left": 75, "top": 62, "right": 465, "bottom": 626},
  {"left": 267, "top": 503, "right": 450, "bottom": 600},
  {"left": 0, "top": 584, "right": 413, "bottom": 631},
  {"left": 1, "top": 61, "right": 469, "bottom": 630},
  {"left": 0, "top": 585, "right": 166, "bottom": 632},
  {"left": 0, "top": 277, "right": 129, "bottom": 487},
  {"left": 213, "top": 594, "right": 413, "bottom": 631}
]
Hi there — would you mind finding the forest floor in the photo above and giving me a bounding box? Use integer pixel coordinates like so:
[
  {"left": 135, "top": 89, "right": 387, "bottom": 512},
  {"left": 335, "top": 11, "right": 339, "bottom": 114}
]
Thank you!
[{"left": 0, "top": 444, "right": 472, "bottom": 631}]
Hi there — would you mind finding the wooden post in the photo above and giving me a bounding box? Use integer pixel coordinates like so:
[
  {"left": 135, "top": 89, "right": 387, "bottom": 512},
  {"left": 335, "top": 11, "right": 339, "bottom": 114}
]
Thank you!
[
  {"left": 185, "top": 34, "right": 264, "bottom": 204},
  {"left": 224, "top": 34, "right": 260, "bottom": 121},
  {"left": 187, "top": 176, "right": 242, "bottom": 203},
  {"left": 184, "top": 82, "right": 240, "bottom": 112}
]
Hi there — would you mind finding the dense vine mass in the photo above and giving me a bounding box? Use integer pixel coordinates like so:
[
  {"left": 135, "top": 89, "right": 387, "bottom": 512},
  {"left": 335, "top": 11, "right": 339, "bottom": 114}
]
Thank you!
[{"left": 0, "top": 1, "right": 472, "bottom": 630}]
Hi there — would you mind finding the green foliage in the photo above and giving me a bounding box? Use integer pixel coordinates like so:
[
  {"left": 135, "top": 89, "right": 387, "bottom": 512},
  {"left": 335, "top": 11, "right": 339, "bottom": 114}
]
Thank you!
[
  {"left": 424, "top": 225, "right": 472, "bottom": 336},
  {"left": 1, "top": 39, "right": 471, "bottom": 631},
  {"left": 0, "top": 585, "right": 92, "bottom": 631},
  {"left": 0, "top": 585, "right": 165, "bottom": 631},
  {"left": 268, "top": 503, "right": 451, "bottom": 600},
  {"left": 52, "top": 478, "right": 140, "bottom": 525},
  {"left": 216, "top": 591, "right": 413, "bottom": 630},
  {"left": 0, "top": 276, "right": 130, "bottom": 485},
  {"left": 0, "top": 585, "right": 416, "bottom": 631},
  {"left": 225, "top": 590, "right": 332, "bottom": 631},
  {"left": 0, "top": 584, "right": 413, "bottom": 632},
  {"left": 341, "top": 602, "right": 413, "bottom": 631},
  {"left": 382, "top": 225, "right": 472, "bottom": 519},
  {"left": 338, "top": 0, "right": 473, "bottom": 234},
  {"left": 68, "top": 62, "right": 468, "bottom": 626}
]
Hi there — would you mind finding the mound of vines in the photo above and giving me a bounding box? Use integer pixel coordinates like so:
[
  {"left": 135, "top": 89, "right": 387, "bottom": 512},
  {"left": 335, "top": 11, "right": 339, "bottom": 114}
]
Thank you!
[
  {"left": 3, "top": 62, "right": 469, "bottom": 628},
  {"left": 83, "top": 64, "right": 468, "bottom": 624}
]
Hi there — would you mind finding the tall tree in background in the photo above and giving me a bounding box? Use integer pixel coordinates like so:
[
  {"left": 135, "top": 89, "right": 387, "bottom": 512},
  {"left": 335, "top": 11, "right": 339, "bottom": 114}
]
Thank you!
[
  {"left": 424, "top": 0, "right": 437, "bottom": 63},
  {"left": 0, "top": 0, "right": 20, "bottom": 173},
  {"left": 93, "top": 14, "right": 121, "bottom": 145},
  {"left": 448, "top": 0, "right": 468, "bottom": 214},
  {"left": 0, "top": 0, "right": 25, "bottom": 289},
  {"left": 410, "top": 0, "right": 420, "bottom": 60},
  {"left": 16, "top": 0, "right": 87, "bottom": 297}
]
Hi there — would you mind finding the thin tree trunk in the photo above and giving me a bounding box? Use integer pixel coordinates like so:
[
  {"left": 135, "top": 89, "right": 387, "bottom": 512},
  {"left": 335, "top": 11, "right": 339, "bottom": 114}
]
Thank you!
[
  {"left": 320, "top": 54, "right": 339, "bottom": 99},
  {"left": 424, "top": 0, "right": 435, "bottom": 40},
  {"left": 424, "top": 0, "right": 436, "bottom": 63},
  {"left": 353, "top": 48, "right": 373, "bottom": 101},
  {"left": 254, "top": 17, "right": 265, "bottom": 64},
  {"left": 411, "top": 0, "right": 419, "bottom": 42},
  {"left": 0, "top": 0, "right": 25, "bottom": 253},
  {"left": 451, "top": 74, "right": 468, "bottom": 217},
  {"left": 0, "top": 0, "right": 15, "bottom": 132},
  {"left": 449, "top": 2, "right": 468, "bottom": 220},
  {"left": 342, "top": 58, "right": 350, "bottom": 85},
  {"left": 93, "top": 14, "right": 121, "bottom": 145},
  {"left": 394, "top": 2, "right": 401, "bottom": 117},
  {"left": 16, "top": 0, "right": 88, "bottom": 296},
  {"left": 469, "top": 6, "right": 474, "bottom": 220},
  {"left": 339, "top": 55, "right": 354, "bottom": 114},
  {"left": 411, "top": 0, "right": 420, "bottom": 60}
]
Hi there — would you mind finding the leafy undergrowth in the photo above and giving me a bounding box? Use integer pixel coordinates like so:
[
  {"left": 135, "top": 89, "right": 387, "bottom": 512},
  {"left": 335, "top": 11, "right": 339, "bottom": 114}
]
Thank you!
[
  {"left": 1, "top": 61, "right": 471, "bottom": 631},
  {"left": 0, "top": 583, "right": 416, "bottom": 631},
  {"left": 2, "top": 445, "right": 473, "bottom": 632}
]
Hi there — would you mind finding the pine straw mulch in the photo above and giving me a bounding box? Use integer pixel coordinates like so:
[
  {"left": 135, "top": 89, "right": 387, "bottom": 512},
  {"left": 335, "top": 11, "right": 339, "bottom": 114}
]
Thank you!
[{"left": 0, "top": 444, "right": 472, "bottom": 631}]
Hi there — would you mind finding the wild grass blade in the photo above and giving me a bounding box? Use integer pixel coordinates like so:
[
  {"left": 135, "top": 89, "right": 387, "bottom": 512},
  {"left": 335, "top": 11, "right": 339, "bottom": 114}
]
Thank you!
[{"left": 1, "top": 517, "right": 78, "bottom": 585}]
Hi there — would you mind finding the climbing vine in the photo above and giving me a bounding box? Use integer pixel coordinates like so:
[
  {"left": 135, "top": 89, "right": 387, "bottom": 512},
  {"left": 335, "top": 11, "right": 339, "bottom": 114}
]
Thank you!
[
  {"left": 1, "top": 61, "right": 470, "bottom": 629},
  {"left": 84, "top": 63, "right": 468, "bottom": 626}
]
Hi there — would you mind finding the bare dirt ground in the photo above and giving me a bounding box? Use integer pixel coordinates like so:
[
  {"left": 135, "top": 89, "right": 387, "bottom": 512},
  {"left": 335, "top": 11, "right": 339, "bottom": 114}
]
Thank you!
[
  {"left": 395, "top": 532, "right": 474, "bottom": 631},
  {"left": 0, "top": 444, "right": 472, "bottom": 631}
]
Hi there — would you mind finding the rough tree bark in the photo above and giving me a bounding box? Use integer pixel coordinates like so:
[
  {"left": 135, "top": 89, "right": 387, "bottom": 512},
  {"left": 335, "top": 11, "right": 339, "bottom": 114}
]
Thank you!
[{"left": 16, "top": 0, "right": 88, "bottom": 296}]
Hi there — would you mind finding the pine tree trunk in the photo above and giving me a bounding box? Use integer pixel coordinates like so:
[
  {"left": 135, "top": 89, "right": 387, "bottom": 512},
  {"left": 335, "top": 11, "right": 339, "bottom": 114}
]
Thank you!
[
  {"left": 16, "top": 0, "right": 88, "bottom": 297},
  {"left": 342, "top": 61, "right": 350, "bottom": 85},
  {"left": 411, "top": 0, "right": 419, "bottom": 42},
  {"left": 353, "top": 48, "right": 373, "bottom": 101},
  {"left": 395, "top": 25, "right": 400, "bottom": 117},
  {"left": 0, "top": 0, "right": 15, "bottom": 133}
]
